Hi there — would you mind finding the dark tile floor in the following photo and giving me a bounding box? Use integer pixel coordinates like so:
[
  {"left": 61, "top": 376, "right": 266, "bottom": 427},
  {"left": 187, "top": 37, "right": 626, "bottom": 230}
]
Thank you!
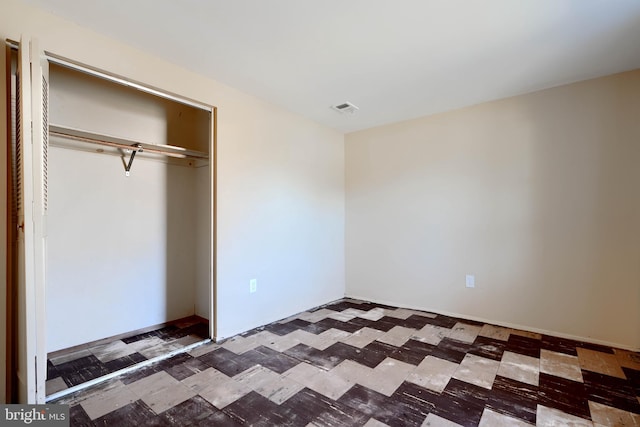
[
  {"left": 46, "top": 318, "right": 209, "bottom": 396},
  {"left": 52, "top": 299, "right": 640, "bottom": 426}
]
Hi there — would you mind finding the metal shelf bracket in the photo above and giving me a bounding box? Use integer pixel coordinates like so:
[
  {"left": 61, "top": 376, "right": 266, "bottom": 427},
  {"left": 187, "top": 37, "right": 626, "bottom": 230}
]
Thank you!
[{"left": 125, "top": 144, "right": 143, "bottom": 176}]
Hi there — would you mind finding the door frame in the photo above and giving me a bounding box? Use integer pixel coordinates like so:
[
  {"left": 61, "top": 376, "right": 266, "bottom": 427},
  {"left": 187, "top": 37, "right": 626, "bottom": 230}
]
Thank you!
[{"left": 6, "top": 40, "right": 218, "bottom": 402}]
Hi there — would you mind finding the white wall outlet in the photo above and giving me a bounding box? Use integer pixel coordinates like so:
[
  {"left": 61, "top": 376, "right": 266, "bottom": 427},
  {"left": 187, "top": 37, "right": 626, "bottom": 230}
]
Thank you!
[
  {"left": 249, "top": 279, "right": 257, "bottom": 293},
  {"left": 465, "top": 275, "right": 475, "bottom": 288}
]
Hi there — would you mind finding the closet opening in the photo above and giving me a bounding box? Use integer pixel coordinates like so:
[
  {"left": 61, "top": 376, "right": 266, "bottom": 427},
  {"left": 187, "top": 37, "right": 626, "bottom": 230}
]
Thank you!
[{"left": 6, "top": 42, "right": 216, "bottom": 402}]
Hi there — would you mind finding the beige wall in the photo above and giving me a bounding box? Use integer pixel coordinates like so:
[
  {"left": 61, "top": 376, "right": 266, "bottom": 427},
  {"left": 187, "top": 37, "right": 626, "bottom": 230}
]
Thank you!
[
  {"left": 346, "top": 70, "right": 640, "bottom": 350},
  {"left": 0, "top": 0, "right": 345, "bottom": 400}
]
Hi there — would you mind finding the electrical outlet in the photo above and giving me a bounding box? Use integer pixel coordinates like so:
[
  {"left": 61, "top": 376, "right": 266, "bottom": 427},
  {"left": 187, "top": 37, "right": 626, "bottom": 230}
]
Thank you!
[
  {"left": 249, "top": 279, "right": 257, "bottom": 293},
  {"left": 465, "top": 275, "right": 475, "bottom": 288}
]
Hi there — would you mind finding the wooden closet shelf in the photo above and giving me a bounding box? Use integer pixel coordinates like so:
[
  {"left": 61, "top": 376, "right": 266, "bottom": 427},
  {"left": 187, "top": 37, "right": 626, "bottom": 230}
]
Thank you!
[{"left": 49, "top": 124, "right": 209, "bottom": 160}]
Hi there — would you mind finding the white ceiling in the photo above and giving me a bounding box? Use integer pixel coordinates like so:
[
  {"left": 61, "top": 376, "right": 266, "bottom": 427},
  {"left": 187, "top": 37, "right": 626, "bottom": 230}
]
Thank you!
[{"left": 25, "top": 0, "right": 640, "bottom": 133}]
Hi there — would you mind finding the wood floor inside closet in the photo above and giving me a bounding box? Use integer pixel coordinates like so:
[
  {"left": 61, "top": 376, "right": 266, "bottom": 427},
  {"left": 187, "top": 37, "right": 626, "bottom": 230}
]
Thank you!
[{"left": 46, "top": 317, "right": 209, "bottom": 397}]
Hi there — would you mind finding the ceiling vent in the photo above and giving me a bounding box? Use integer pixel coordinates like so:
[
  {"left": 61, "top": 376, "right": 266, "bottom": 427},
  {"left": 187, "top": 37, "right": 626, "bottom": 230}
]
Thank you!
[{"left": 331, "top": 101, "right": 359, "bottom": 115}]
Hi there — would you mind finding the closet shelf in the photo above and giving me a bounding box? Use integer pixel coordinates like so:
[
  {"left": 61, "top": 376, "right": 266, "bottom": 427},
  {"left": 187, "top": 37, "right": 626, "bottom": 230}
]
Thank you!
[{"left": 49, "top": 124, "right": 209, "bottom": 160}]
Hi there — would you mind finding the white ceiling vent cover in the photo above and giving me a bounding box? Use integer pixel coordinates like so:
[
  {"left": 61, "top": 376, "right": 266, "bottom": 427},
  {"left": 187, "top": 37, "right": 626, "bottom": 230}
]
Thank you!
[{"left": 331, "top": 101, "right": 359, "bottom": 114}]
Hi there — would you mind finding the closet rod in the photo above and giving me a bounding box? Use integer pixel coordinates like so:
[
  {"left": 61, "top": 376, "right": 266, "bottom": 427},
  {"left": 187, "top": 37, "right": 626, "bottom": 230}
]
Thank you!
[{"left": 49, "top": 128, "right": 208, "bottom": 160}]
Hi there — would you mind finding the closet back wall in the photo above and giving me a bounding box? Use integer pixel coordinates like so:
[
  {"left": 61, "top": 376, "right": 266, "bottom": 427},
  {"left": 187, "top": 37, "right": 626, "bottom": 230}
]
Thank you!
[
  {"left": 47, "top": 65, "right": 208, "bottom": 352},
  {"left": 48, "top": 149, "right": 198, "bottom": 352}
]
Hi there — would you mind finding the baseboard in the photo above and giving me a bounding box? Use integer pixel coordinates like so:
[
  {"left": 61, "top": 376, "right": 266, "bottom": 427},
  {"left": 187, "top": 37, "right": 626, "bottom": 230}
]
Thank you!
[{"left": 345, "top": 294, "right": 640, "bottom": 352}]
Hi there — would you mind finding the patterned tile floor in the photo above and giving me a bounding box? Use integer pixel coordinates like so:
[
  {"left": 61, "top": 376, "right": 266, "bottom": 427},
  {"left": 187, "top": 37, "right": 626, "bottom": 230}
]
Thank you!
[
  {"left": 46, "top": 317, "right": 209, "bottom": 396},
  {"left": 52, "top": 299, "right": 640, "bottom": 426}
]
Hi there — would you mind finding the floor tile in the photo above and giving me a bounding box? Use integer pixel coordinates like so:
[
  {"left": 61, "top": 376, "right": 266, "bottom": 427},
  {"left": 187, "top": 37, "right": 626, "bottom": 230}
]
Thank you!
[
  {"left": 285, "top": 343, "right": 343, "bottom": 370},
  {"left": 368, "top": 358, "right": 415, "bottom": 396},
  {"left": 403, "top": 315, "right": 439, "bottom": 330},
  {"left": 497, "top": 351, "right": 540, "bottom": 386},
  {"left": 582, "top": 370, "right": 640, "bottom": 414},
  {"left": 161, "top": 395, "right": 241, "bottom": 426},
  {"left": 222, "top": 335, "right": 261, "bottom": 354},
  {"left": 198, "top": 347, "right": 257, "bottom": 376},
  {"left": 48, "top": 319, "right": 209, "bottom": 391},
  {"left": 48, "top": 298, "right": 640, "bottom": 427},
  {"left": 187, "top": 342, "right": 219, "bottom": 358},
  {"left": 588, "top": 400, "right": 640, "bottom": 427},
  {"left": 542, "top": 336, "right": 581, "bottom": 357},
  {"left": 479, "top": 324, "right": 511, "bottom": 342},
  {"left": 506, "top": 334, "right": 541, "bottom": 359},
  {"left": 255, "top": 374, "right": 305, "bottom": 404},
  {"left": 298, "top": 308, "right": 336, "bottom": 323},
  {"left": 407, "top": 356, "right": 459, "bottom": 393},
  {"left": 469, "top": 336, "right": 507, "bottom": 361},
  {"left": 234, "top": 364, "right": 282, "bottom": 390},
  {"left": 282, "top": 361, "right": 325, "bottom": 384},
  {"left": 378, "top": 326, "right": 417, "bottom": 348},
  {"left": 50, "top": 378, "right": 123, "bottom": 407},
  {"left": 339, "top": 385, "right": 405, "bottom": 426},
  {"left": 181, "top": 367, "right": 229, "bottom": 394},
  {"left": 421, "top": 412, "right": 463, "bottom": 427},
  {"left": 412, "top": 324, "right": 451, "bottom": 346},
  {"left": 340, "top": 327, "right": 385, "bottom": 348},
  {"left": 164, "top": 356, "right": 210, "bottom": 381},
  {"left": 57, "top": 355, "right": 111, "bottom": 386},
  {"left": 385, "top": 308, "right": 429, "bottom": 320},
  {"left": 487, "top": 376, "right": 538, "bottom": 424},
  {"left": 68, "top": 405, "right": 93, "bottom": 427},
  {"left": 439, "top": 379, "right": 491, "bottom": 426},
  {"left": 477, "top": 408, "right": 532, "bottom": 427},
  {"left": 284, "top": 388, "right": 370, "bottom": 427},
  {"left": 327, "top": 310, "right": 359, "bottom": 322},
  {"left": 509, "top": 329, "right": 542, "bottom": 340},
  {"left": 423, "top": 315, "right": 459, "bottom": 329},
  {"left": 448, "top": 322, "right": 482, "bottom": 344},
  {"left": 130, "top": 336, "right": 183, "bottom": 359},
  {"left": 222, "top": 391, "right": 289, "bottom": 425},
  {"left": 577, "top": 342, "right": 615, "bottom": 355},
  {"left": 364, "top": 418, "right": 391, "bottom": 427},
  {"left": 536, "top": 404, "right": 593, "bottom": 427},
  {"left": 199, "top": 376, "right": 251, "bottom": 409},
  {"left": 242, "top": 345, "right": 301, "bottom": 374},
  {"left": 431, "top": 338, "right": 471, "bottom": 364},
  {"left": 540, "top": 349, "right": 583, "bottom": 382},
  {"left": 45, "top": 376, "right": 68, "bottom": 395},
  {"left": 266, "top": 318, "right": 312, "bottom": 336},
  {"left": 80, "top": 381, "right": 138, "bottom": 420},
  {"left": 128, "top": 371, "right": 197, "bottom": 414},
  {"left": 391, "top": 338, "right": 436, "bottom": 365},
  {"left": 302, "top": 367, "right": 355, "bottom": 400},
  {"left": 577, "top": 347, "right": 627, "bottom": 379},
  {"left": 622, "top": 367, "right": 640, "bottom": 397},
  {"left": 104, "top": 352, "right": 147, "bottom": 373},
  {"left": 452, "top": 353, "right": 500, "bottom": 389},
  {"left": 538, "top": 372, "right": 591, "bottom": 419},
  {"left": 233, "top": 366, "right": 304, "bottom": 405},
  {"left": 50, "top": 349, "right": 93, "bottom": 366},
  {"left": 93, "top": 400, "right": 169, "bottom": 426},
  {"left": 90, "top": 339, "right": 137, "bottom": 363},
  {"left": 615, "top": 350, "right": 640, "bottom": 371}
]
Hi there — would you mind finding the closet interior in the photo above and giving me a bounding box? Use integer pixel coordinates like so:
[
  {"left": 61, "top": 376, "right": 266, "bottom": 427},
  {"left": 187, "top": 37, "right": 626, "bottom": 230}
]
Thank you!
[{"left": 39, "top": 61, "right": 213, "bottom": 397}]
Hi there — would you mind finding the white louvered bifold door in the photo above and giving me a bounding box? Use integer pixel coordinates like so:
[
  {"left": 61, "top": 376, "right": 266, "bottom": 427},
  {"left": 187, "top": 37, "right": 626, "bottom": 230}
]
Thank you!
[
  {"left": 15, "top": 37, "right": 48, "bottom": 404},
  {"left": 30, "top": 39, "right": 49, "bottom": 403},
  {"left": 15, "top": 36, "right": 37, "bottom": 404}
]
